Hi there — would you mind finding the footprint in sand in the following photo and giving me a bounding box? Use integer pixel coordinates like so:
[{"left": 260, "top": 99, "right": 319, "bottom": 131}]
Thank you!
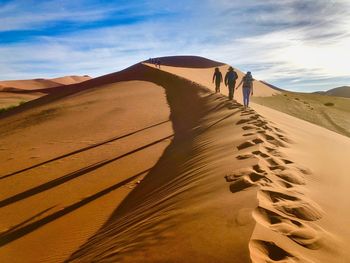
[
  {"left": 242, "top": 125, "right": 256, "bottom": 131},
  {"left": 252, "top": 150, "right": 270, "bottom": 158},
  {"left": 237, "top": 138, "right": 264, "bottom": 150},
  {"left": 226, "top": 172, "right": 271, "bottom": 193},
  {"left": 261, "top": 190, "right": 323, "bottom": 221},
  {"left": 275, "top": 133, "right": 293, "bottom": 143},
  {"left": 277, "top": 180, "right": 294, "bottom": 189},
  {"left": 236, "top": 154, "right": 254, "bottom": 160},
  {"left": 254, "top": 206, "right": 323, "bottom": 250},
  {"left": 236, "top": 114, "right": 261, "bottom": 125},
  {"left": 236, "top": 119, "right": 251, "bottom": 125},
  {"left": 250, "top": 150, "right": 284, "bottom": 167},
  {"left": 261, "top": 133, "right": 287, "bottom": 147},
  {"left": 249, "top": 240, "right": 310, "bottom": 263},
  {"left": 236, "top": 149, "right": 274, "bottom": 161},
  {"left": 252, "top": 164, "right": 267, "bottom": 174}
]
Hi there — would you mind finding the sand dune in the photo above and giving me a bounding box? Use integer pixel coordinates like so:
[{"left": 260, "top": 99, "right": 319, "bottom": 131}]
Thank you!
[
  {"left": 0, "top": 56, "right": 349, "bottom": 263},
  {"left": 0, "top": 75, "right": 91, "bottom": 92},
  {"left": 0, "top": 75, "right": 92, "bottom": 112},
  {"left": 145, "top": 62, "right": 279, "bottom": 104}
]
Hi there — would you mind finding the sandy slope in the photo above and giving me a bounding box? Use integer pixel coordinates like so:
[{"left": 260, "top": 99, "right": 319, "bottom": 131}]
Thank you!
[
  {"left": 250, "top": 103, "right": 350, "bottom": 262},
  {"left": 0, "top": 92, "right": 43, "bottom": 109},
  {"left": 0, "top": 76, "right": 91, "bottom": 91},
  {"left": 0, "top": 80, "right": 172, "bottom": 263},
  {"left": 0, "top": 56, "right": 349, "bottom": 263},
  {"left": 0, "top": 76, "right": 92, "bottom": 110},
  {"left": 67, "top": 80, "right": 258, "bottom": 263}
]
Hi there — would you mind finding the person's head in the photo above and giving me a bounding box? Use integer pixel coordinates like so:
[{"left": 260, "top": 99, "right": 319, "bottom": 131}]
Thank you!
[
  {"left": 215, "top": 67, "right": 219, "bottom": 72},
  {"left": 246, "top": 71, "right": 252, "bottom": 78},
  {"left": 228, "top": 66, "right": 233, "bottom": 71}
]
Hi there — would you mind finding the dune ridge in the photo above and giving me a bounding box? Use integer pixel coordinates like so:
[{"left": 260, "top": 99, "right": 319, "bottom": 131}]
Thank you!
[
  {"left": 65, "top": 59, "right": 330, "bottom": 262},
  {"left": 0, "top": 56, "right": 348, "bottom": 262},
  {"left": 0, "top": 75, "right": 92, "bottom": 111},
  {"left": 66, "top": 62, "right": 257, "bottom": 262},
  {"left": 0, "top": 75, "right": 91, "bottom": 92},
  {"left": 144, "top": 58, "right": 332, "bottom": 261}
]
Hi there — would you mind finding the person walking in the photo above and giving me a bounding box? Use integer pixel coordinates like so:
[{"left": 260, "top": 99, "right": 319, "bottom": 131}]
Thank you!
[
  {"left": 224, "top": 66, "right": 238, "bottom": 100},
  {"left": 212, "top": 67, "right": 223, "bottom": 93},
  {"left": 236, "top": 71, "right": 254, "bottom": 108}
]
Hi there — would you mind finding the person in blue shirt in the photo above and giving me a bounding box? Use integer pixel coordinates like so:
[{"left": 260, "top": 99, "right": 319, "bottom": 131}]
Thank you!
[
  {"left": 236, "top": 71, "right": 254, "bottom": 108},
  {"left": 212, "top": 67, "right": 223, "bottom": 93},
  {"left": 224, "top": 66, "right": 238, "bottom": 100}
]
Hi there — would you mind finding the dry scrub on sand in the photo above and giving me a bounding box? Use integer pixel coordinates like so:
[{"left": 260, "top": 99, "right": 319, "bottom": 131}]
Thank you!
[{"left": 252, "top": 92, "right": 350, "bottom": 137}]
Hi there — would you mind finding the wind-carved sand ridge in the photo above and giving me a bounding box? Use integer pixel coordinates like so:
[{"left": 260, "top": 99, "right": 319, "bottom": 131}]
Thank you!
[
  {"left": 225, "top": 109, "right": 326, "bottom": 262},
  {"left": 0, "top": 56, "right": 349, "bottom": 262}
]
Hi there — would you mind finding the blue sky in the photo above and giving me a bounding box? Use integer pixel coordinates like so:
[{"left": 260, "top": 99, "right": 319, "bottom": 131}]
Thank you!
[{"left": 1, "top": 0, "right": 349, "bottom": 91}]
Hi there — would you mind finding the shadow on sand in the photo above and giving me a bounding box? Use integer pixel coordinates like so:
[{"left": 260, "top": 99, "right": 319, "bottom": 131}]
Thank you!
[
  {"left": 0, "top": 120, "right": 170, "bottom": 180},
  {"left": 65, "top": 64, "right": 244, "bottom": 262}
]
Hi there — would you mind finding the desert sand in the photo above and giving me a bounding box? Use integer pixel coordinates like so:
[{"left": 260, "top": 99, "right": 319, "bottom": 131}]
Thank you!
[
  {"left": 0, "top": 56, "right": 349, "bottom": 263},
  {"left": 252, "top": 92, "right": 350, "bottom": 138},
  {"left": 0, "top": 75, "right": 91, "bottom": 111},
  {"left": 0, "top": 76, "right": 91, "bottom": 92}
]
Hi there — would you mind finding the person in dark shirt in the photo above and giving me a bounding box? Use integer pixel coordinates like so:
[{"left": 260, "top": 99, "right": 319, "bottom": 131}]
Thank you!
[
  {"left": 224, "top": 66, "right": 238, "bottom": 100},
  {"left": 236, "top": 71, "right": 254, "bottom": 108},
  {"left": 212, "top": 67, "right": 223, "bottom": 93}
]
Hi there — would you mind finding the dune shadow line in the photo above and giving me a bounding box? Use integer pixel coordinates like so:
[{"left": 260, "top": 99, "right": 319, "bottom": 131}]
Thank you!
[
  {"left": 0, "top": 119, "right": 170, "bottom": 180},
  {"left": 0, "top": 134, "right": 173, "bottom": 208},
  {"left": 0, "top": 169, "right": 150, "bottom": 247}
]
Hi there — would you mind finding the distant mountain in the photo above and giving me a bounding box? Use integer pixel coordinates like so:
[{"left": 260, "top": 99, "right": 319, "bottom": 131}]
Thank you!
[{"left": 314, "top": 86, "right": 350, "bottom": 98}]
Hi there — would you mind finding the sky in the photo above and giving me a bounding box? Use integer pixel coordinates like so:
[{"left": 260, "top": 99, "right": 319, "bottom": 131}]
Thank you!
[{"left": 0, "top": 0, "right": 349, "bottom": 92}]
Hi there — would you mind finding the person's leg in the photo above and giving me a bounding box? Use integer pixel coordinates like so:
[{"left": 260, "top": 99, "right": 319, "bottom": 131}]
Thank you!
[
  {"left": 228, "top": 85, "right": 233, "bottom": 100},
  {"left": 246, "top": 89, "right": 250, "bottom": 107},
  {"left": 242, "top": 88, "right": 247, "bottom": 107},
  {"left": 216, "top": 82, "right": 220, "bottom": 93},
  {"left": 232, "top": 85, "right": 235, "bottom": 100},
  {"left": 243, "top": 88, "right": 250, "bottom": 107}
]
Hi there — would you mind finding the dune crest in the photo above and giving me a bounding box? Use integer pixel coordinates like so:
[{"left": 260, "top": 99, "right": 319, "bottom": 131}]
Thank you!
[
  {"left": 0, "top": 56, "right": 349, "bottom": 262},
  {"left": 0, "top": 75, "right": 91, "bottom": 92}
]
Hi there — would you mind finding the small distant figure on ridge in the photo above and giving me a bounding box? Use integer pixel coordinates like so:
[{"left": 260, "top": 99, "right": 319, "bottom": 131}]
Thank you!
[
  {"left": 224, "top": 66, "right": 238, "bottom": 100},
  {"left": 157, "top": 58, "right": 161, "bottom": 69},
  {"left": 212, "top": 67, "right": 223, "bottom": 93},
  {"left": 236, "top": 71, "right": 254, "bottom": 108}
]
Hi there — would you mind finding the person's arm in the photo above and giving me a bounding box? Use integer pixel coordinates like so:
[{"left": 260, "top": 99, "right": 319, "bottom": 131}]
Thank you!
[
  {"left": 220, "top": 73, "right": 223, "bottom": 83},
  {"left": 212, "top": 72, "right": 215, "bottom": 83},
  {"left": 236, "top": 79, "right": 243, "bottom": 89},
  {"left": 224, "top": 74, "right": 228, "bottom": 86},
  {"left": 251, "top": 80, "right": 254, "bottom": 95}
]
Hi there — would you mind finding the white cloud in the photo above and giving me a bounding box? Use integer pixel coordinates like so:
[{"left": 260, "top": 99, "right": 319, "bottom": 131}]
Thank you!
[{"left": 0, "top": 0, "right": 349, "bottom": 91}]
